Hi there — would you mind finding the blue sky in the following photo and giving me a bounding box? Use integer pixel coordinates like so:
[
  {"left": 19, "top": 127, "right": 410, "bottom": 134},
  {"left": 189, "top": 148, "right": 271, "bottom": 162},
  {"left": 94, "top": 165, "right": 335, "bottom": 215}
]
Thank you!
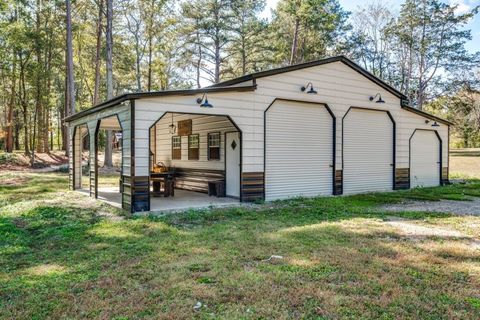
[{"left": 261, "top": 0, "right": 480, "bottom": 53}]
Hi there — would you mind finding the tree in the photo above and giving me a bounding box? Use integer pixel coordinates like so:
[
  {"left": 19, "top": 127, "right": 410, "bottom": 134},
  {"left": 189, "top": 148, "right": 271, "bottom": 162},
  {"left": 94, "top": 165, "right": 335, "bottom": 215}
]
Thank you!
[
  {"left": 271, "top": 0, "right": 350, "bottom": 65},
  {"left": 93, "top": 0, "right": 104, "bottom": 106},
  {"left": 349, "top": 1, "right": 394, "bottom": 80},
  {"left": 66, "top": 0, "right": 75, "bottom": 121},
  {"left": 388, "top": 0, "right": 480, "bottom": 109},
  {"left": 223, "top": 0, "right": 272, "bottom": 78},
  {"left": 104, "top": 0, "right": 113, "bottom": 167}
]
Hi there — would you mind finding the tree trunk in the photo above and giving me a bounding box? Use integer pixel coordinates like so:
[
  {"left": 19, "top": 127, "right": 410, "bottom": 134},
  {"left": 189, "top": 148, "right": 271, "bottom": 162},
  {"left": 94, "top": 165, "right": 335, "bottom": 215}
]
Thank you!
[
  {"left": 65, "top": 0, "right": 75, "bottom": 158},
  {"left": 93, "top": 0, "right": 103, "bottom": 106},
  {"left": 5, "top": 50, "right": 16, "bottom": 153},
  {"left": 147, "top": 35, "right": 152, "bottom": 91},
  {"left": 19, "top": 51, "right": 29, "bottom": 155},
  {"left": 290, "top": 18, "right": 300, "bottom": 65},
  {"left": 195, "top": 26, "right": 202, "bottom": 88},
  {"left": 104, "top": 0, "right": 114, "bottom": 167}
]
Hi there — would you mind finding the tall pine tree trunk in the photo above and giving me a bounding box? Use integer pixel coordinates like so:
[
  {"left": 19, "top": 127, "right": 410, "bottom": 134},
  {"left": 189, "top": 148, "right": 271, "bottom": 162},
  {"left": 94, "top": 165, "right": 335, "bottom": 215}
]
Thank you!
[
  {"left": 290, "top": 18, "right": 300, "bottom": 65},
  {"left": 65, "top": 0, "right": 75, "bottom": 158},
  {"left": 5, "top": 49, "right": 16, "bottom": 153},
  {"left": 93, "top": 0, "right": 103, "bottom": 106},
  {"left": 104, "top": 0, "right": 114, "bottom": 167}
]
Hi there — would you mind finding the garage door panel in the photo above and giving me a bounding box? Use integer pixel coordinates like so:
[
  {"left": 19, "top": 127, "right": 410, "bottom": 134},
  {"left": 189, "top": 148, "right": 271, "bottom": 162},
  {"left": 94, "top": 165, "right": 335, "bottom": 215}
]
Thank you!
[
  {"left": 410, "top": 130, "right": 440, "bottom": 188},
  {"left": 343, "top": 108, "right": 393, "bottom": 194},
  {"left": 265, "top": 101, "right": 333, "bottom": 201}
]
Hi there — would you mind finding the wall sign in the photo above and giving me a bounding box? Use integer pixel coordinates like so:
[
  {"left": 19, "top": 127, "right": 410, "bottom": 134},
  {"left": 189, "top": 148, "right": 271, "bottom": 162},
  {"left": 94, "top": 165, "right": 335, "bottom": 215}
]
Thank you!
[{"left": 178, "top": 119, "right": 192, "bottom": 136}]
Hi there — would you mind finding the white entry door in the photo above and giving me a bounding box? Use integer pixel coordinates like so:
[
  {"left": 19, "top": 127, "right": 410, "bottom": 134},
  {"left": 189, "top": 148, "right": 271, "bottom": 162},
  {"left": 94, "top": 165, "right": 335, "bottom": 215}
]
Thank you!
[
  {"left": 410, "top": 130, "right": 440, "bottom": 188},
  {"left": 225, "top": 131, "right": 240, "bottom": 198}
]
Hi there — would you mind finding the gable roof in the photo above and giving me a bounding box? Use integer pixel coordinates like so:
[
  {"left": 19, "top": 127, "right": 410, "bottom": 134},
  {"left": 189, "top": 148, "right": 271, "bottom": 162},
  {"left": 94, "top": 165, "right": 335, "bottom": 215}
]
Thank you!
[
  {"left": 65, "top": 55, "right": 452, "bottom": 126},
  {"left": 211, "top": 55, "right": 453, "bottom": 126},
  {"left": 210, "top": 55, "right": 408, "bottom": 100}
]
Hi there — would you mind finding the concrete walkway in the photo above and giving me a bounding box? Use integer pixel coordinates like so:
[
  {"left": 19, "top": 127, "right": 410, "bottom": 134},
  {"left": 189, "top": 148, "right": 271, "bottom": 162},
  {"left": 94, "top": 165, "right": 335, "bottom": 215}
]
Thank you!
[{"left": 77, "top": 187, "right": 242, "bottom": 213}]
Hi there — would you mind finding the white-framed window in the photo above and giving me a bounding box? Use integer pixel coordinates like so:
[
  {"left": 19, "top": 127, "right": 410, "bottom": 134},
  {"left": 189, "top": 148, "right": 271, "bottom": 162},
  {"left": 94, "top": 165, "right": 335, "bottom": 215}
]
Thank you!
[
  {"left": 188, "top": 134, "right": 199, "bottom": 160},
  {"left": 172, "top": 136, "right": 181, "bottom": 149},
  {"left": 208, "top": 132, "right": 220, "bottom": 160},
  {"left": 172, "top": 136, "right": 181, "bottom": 159}
]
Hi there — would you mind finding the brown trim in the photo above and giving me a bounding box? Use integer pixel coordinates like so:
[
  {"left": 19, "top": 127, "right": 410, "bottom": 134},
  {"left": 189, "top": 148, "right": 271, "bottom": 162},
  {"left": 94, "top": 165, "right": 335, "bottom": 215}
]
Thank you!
[
  {"left": 64, "top": 85, "right": 257, "bottom": 122},
  {"left": 92, "top": 120, "right": 101, "bottom": 198},
  {"left": 342, "top": 106, "right": 396, "bottom": 192},
  {"left": 241, "top": 172, "right": 264, "bottom": 202},
  {"left": 447, "top": 125, "right": 450, "bottom": 183},
  {"left": 207, "top": 131, "right": 221, "bottom": 161},
  {"left": 70, "top": 126, "right": 77, "bottom": 190},
  {"left": 401, "top": 105, "right": 453, "bottom": 126},
  {"left": 395, "top": 168, "right": 410, "bottom": 190},
  {"left": 264, "top": 98, "right": 336, "bottom": 198}
]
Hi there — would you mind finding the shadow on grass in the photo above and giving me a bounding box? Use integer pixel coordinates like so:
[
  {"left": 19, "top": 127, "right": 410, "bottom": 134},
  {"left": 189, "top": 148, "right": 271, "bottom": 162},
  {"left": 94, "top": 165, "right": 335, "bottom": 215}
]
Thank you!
[{"left": 1, "top": 175, "right": 480, "bottom": 318}]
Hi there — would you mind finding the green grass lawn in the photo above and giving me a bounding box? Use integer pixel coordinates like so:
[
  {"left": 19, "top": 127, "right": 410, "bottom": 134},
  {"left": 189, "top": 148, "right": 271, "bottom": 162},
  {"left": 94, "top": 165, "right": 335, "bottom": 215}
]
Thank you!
[{"left": 1, "top": 171, "right": 480, "bottom": 319}]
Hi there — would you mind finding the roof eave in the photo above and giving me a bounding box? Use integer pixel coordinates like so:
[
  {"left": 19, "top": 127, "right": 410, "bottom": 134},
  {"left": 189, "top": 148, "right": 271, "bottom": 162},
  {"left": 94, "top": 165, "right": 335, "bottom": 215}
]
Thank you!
[{"left": 64, "top": 84, "right": 257, "bottom": 123}]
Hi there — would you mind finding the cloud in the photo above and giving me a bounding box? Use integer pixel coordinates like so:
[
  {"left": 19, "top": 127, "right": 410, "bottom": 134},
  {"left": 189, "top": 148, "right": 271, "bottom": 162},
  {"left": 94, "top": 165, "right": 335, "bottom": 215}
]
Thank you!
[{"left": 449, "top": 0, "right": 474, "bottom": 14}]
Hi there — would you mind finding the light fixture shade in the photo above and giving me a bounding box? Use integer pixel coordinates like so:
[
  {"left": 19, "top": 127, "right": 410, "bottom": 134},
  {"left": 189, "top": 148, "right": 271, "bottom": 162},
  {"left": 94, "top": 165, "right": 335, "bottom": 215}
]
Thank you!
[
  {"left": 301, "top": 82, "right": 317, "bottom": 94},
  {"left": 376, "top": 95, "right": 385, "bottom": 103},
  {"left": 307, "top": 87, "right": 317, "bottom": 94},
  {"left": 369, "top": 93, "right": 385, "bottom": 103},
  {"left": 200, "top": 98, "right": 213, "bottom": 108},
  {"left": 197, "top": 93, "right": 214, "bottom": 108},
  {"left": 431, "top": 121, "right": 440, "bottom": 127},
  {"left": 168, "top": 124, "right": 176, "bottom": 134}
]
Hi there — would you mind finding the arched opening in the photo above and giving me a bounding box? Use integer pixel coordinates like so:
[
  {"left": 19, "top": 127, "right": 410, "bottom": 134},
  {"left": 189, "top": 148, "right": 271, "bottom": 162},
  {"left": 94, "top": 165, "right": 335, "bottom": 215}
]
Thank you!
[
  {"left": 95, "top": 115, "right": 123, "bottom": 207},
  {"left": 147, "top": 112, "right": 242, "bottom": 211}
]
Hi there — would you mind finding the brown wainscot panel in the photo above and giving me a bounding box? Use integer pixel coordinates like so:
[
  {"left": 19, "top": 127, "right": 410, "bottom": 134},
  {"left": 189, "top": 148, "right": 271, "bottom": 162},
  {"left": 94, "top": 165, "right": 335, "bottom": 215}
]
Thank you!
[
  {"left": 395, "top": 168, "right": 410, "bottom": 190},
  {"left": 442, "top": 167, "right": 449, "bottom": 185},
  {"left": 334, "top": 170, "right": 343, "bottom": 195},
  {"left": 241, "top": 172, "right": 264, "bottom": 202},
  {"left": 132, "top": 176, "right": 150, "bottom": 213}
]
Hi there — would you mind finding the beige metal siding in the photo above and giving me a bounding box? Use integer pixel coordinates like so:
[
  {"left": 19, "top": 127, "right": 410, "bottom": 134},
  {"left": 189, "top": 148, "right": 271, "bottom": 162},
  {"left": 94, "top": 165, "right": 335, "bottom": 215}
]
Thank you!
[
  {"left": 265, "top": 100, "right": 333, "bottom": 200},
  {"left": 343, "top": 108, "right": 393, "bottom": 194},
  {"left": 154, "top": 113, "right": 237, "bottom": 170},
  {"left": 134, "top": 92, "right": 257, "bottom": 176},
  {"left": 254, "top": 62, "right": 449, "bottom": 175},
  {"left": 410, "top": 130, "right": 440, "bottom": 187}
]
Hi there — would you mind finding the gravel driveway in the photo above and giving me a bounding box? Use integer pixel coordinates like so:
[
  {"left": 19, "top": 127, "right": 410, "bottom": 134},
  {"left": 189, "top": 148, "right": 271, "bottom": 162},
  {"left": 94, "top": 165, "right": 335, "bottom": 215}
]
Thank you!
[{"left": 381, "top": 197, "right": 480, "bottom": 215}]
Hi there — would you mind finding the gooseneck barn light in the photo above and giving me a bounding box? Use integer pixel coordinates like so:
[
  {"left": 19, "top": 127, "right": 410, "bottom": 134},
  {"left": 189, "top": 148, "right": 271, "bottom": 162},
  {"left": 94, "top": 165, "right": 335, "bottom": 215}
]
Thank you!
[
  {"left": 301, "top": 82, "right": 317, "bottom": 94},
  {"left": 369, "top": 93, "right": 385, "bottom": 103},
  {"left": 426, "top": 119, "right": 440, "bottom": 127},
  {"left": 196, "top": 93, "right": 213, "bottom": 108}
]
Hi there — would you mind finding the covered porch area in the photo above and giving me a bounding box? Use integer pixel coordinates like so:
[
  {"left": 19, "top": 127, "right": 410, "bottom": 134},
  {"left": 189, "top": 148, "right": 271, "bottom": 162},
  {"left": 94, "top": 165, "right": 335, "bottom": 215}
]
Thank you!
[
  {"left": 70, "top": 109, "right": 243, "bottom": 212},
  {"left": 144, "top": 112, "right": 242, "bottom": 212}
]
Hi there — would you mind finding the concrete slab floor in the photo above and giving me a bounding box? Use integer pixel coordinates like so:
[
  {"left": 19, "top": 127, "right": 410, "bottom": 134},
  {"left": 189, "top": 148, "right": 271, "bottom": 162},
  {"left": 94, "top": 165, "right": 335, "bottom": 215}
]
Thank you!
[{"left": 77, "top": 187, "right": 241, "bottom": 213}]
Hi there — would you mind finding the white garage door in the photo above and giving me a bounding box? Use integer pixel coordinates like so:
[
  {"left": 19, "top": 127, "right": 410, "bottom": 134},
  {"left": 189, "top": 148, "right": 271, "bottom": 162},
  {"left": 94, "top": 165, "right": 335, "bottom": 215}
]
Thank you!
[
  {"left": 343, "top": 108, "right": 393, "bottom": 194},
  {"left": 410, "top": 130, "right": 440, "bottom": 188},
  {"left": 265, "top": 100, "right": 333, "bottom": 201}
]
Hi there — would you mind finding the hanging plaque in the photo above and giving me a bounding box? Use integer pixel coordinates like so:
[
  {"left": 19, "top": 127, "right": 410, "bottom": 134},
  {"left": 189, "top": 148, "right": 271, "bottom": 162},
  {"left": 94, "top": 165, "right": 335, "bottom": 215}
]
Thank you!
[{"left": 178, "top": 119, "right": 192, "bottom": 136}]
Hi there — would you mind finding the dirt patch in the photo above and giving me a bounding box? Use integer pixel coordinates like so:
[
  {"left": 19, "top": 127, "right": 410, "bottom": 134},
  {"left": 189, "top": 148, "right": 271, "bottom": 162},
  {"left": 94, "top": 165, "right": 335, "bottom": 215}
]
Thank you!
[
  {"left": 381, "top": 198, "right": 480, "bottom": 216},
  {"left": 0, "top": 151, "right": 68, "bottom": 171},
  {"left": 384, "top": 217, "right": 467, "bottom": 238},
  {"left": 0, "top": 176, "right": 28, "bottom": 187}
]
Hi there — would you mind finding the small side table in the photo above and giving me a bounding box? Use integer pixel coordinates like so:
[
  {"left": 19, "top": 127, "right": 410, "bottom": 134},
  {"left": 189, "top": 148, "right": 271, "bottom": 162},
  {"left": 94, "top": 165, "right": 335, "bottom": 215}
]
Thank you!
[{"left": 208, "top": 180, "right": 226, "bottom": 197}]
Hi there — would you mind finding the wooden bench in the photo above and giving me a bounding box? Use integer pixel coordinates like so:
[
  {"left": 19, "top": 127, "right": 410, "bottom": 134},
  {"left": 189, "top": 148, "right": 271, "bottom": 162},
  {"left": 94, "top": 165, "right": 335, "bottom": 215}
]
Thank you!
[{"left": 174, "top": 168, "right": 225, "bottom": 193}]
